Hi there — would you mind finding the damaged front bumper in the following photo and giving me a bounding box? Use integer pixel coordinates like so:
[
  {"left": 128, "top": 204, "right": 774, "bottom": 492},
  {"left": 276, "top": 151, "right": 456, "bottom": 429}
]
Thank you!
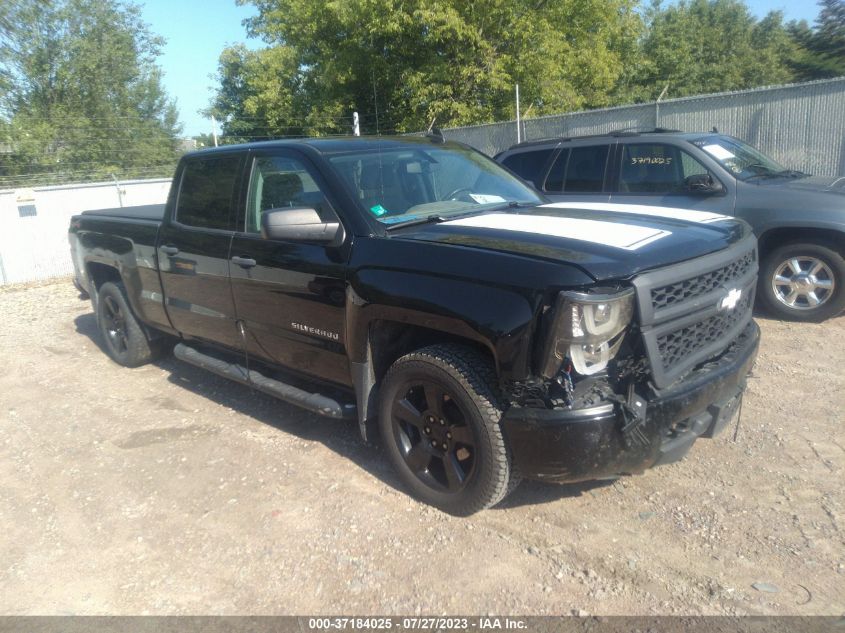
[{"left": 501, "top": 321, "right": 760, "bottom": 483}]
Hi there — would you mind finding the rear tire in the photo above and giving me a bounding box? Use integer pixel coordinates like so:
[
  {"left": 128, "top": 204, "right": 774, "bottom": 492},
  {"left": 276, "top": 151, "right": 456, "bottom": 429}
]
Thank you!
[
  {"left": 96, "top": 281, "right": 164, "bottom": 367},
  {"left": 758, "top": 242, "right": 845, "bottom": 322},
  {"left": 378, "top": 344, "right": 515, "bottom": 516}
]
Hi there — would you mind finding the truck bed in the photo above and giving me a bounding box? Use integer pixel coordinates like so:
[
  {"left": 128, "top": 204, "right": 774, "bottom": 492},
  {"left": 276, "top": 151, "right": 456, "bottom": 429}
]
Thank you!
[{"left": 81, "top": 204, "right": 166, "bottom": 221}]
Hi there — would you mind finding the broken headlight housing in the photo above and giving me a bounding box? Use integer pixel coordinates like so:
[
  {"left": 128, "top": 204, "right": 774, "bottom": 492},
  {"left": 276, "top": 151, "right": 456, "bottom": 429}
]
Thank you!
[{"left": 540, "top": 288, "right": 636, "bottom": 377}]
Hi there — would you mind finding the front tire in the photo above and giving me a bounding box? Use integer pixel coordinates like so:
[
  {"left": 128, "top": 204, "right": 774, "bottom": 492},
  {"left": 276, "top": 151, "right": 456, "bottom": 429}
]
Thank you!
[
  {"left": 96, "top": 281, "right": 163, "bottom": 367},
  {"left": 378, "top": 344, "right": 516, "bottom": 516},
  {"left": 758, "top": 242, "right": 845, "bottom": 322}
]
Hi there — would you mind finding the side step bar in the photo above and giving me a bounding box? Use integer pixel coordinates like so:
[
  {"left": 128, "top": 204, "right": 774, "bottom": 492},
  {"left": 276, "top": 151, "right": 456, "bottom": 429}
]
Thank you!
[{"left": 173, "top": 343, "right": 357, "bottom": 420}]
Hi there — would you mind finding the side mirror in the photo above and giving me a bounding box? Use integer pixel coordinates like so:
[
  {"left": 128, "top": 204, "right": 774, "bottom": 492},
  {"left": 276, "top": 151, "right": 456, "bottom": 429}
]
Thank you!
[
  {"left": 261, "top": 207, "right": 344, "bottom": 245},
  {"left": 684, "top": 173, "right": 724, "bottom": 195}
]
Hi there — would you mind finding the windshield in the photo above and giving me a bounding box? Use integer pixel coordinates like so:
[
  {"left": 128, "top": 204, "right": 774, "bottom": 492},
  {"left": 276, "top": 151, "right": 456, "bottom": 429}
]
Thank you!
[
  {"left": 691, "top": 135, "right": 793, "bottom": 181},
  {"left": 327, "top": 144, "right": 543, "bottom": 226}
]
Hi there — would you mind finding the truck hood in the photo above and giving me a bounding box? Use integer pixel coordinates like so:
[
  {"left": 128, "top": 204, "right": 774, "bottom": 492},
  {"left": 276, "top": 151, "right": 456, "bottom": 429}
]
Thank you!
[
  {"left": 750, "top": 174, "right": 845, "bottom": 194},
  {"left": 390, "top": 203, "right": 750, "bottom": 281},
  {"left": 738, "top": 175, "right": 845, "bottom": 217}
]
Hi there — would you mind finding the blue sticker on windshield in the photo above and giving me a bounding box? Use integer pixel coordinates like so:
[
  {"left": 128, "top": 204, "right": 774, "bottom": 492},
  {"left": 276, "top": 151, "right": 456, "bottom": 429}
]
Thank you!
[
  {"left": 381, "top": 214, "right": 420, "bottom": 224},
  {"left": 369, "top": 204, "right": 388, "bottom": 217}
]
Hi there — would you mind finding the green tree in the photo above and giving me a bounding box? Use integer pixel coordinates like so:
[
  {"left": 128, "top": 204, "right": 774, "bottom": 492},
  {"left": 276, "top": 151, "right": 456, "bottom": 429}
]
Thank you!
[
  {"left": 0, "top": 0, "right": 181, "bottom": 187},
  {"left": 633, "top": 0, "right": 798, "bottom": 101},
  {"left": 192, "top": 133, "right": 217, "bottom": 150},
  {"left": 789, "top": 0, "right": 845, "bottom": 80},
  {"left": 210, "top": 0, "right": 643, "bottom": 137}
]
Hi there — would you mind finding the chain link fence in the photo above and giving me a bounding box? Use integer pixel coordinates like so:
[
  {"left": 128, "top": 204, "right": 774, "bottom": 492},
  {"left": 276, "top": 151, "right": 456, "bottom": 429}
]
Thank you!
[{"left": 439, "top": 77, "right": 845, "bottom": 178}]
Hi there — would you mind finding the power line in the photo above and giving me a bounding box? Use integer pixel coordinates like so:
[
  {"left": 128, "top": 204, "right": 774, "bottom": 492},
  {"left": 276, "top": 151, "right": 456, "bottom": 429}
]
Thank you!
[
  {"left": 0, "top": 163, "right": 177, "bottom": 177},
  {"left": 0, "top": 172, "right": 176, "bottom": 187},
  {"left": 1, "top": 114, "right": 369, "bottom": 125}
]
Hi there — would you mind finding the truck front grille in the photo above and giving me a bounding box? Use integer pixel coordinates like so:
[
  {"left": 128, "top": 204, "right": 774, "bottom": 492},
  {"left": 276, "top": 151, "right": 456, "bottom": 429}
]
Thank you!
[
  {"left": 632, "top": 235, "right": 758, "bottom": 389},
  {"left": 656, "top": 287, "right": 755, "bottom": 370},
  {"left": 651, "top": 249, "right": 756, "bottom": 310}
]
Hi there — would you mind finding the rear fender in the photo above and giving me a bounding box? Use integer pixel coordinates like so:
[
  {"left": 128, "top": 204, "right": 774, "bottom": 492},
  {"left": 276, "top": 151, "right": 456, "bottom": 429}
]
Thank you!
[{"left": 78, "top": 227, "right": 173, "bottom": 335}]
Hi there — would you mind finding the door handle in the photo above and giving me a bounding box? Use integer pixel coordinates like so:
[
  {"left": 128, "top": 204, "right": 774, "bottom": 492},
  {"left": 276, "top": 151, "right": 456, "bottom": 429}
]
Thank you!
[
  {"left": 161, "top": 245, "right": 179, "bottom": 256},
  {"left": 231, "top": 256, "right": 257, "bottom": 269}
]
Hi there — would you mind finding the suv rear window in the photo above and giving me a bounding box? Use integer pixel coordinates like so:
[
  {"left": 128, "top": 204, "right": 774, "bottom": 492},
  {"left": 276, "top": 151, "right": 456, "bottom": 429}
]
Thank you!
[
  {"left": 176, "top": 155, "right": 242, "bottom": 230},
  {"left": 500, "top": 149, "right": 554, "bottom": 187},
  {"left": 544, "top": 145, "right": 609, "bottom": 193}
]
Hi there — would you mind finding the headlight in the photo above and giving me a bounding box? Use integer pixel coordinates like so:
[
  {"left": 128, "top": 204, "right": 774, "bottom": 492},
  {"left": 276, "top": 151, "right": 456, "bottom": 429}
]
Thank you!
[{"left": 540, "top": 288, "right": 635, "bottom": 377}]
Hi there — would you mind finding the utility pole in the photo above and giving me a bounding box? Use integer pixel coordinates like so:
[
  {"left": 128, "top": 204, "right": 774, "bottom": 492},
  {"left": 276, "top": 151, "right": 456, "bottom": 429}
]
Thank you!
[
  {"left": 655, "top": 84, "right": 669, "bottom": 128},
  {"left": 352, "top": 112, "right": 360, "bottom": 136},
  {"left": 515, "top": 84, "right": 521, "bottom": 144},
  {"left": 372, "top": 70, "right": 380, "bottom": 136},
  {"left": 521, "top": 104, "right": 534, "bottom": 143},
  {"left": 211, "top": 115, "right": 219, "bottom": 147}
]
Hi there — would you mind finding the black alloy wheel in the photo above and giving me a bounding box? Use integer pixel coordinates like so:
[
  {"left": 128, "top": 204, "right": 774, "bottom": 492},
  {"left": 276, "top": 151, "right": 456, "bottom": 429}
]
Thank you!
[
  {"left": 391, "top": 379, "right": 477, "bottom": 493},
  {"left": 378, "top": 344, "right": 517, "bottom": 515},
  {"left": 102, "top": 294, "right": 129, "bottom": 357},
  {"left": 95, "top": 281, "right": 166, "bottom": 367}
]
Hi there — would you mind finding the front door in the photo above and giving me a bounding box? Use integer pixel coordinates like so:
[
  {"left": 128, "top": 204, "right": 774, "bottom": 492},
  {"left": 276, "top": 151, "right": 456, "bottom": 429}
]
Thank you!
[
  {"left": 608, "top": 141, "right": 734, "bottom": 215},
  {"left": 228, "top": 150, "right": 352, "bottom": 387}
]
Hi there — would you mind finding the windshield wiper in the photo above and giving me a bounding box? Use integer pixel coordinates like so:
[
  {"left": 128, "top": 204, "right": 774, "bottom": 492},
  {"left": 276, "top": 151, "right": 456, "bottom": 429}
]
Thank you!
[
  {"left": 385, "top": 210, "right": 492, "bottom": 230},
  {"left": 384, "top": 201, "right": 537, "bottom": 230},
  {"left": 384, "top": 213, "right": 447, "bottom": 230},
  {"left": 775, "top": 169, "right": 809, "bottom": 178},
  {"left": 475, "top": 200, "right": 539, "bottom": 214},
  {"left": 746, "top": 168, "right": 808, "bottom": 181}
]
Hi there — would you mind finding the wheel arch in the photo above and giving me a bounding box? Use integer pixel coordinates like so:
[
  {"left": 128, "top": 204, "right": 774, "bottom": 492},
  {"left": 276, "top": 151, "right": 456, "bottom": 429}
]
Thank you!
[
  {"left": 85, "top": 259, "right": 170, "bottom": 341},
  {"left": 369, "top": 319, "right": 495, "bottom": 385},
  {"left": 755, "top": 227, "right": 845, "bottom": 321},
  {"left": 86, "top": 260, "right": 123, "bottom": 291},
  {"left": 757, "top": 225, "right": 845, "bottom": 258},
  {"left": 350, "top": 316, "right": 499, "bottom": 442}
]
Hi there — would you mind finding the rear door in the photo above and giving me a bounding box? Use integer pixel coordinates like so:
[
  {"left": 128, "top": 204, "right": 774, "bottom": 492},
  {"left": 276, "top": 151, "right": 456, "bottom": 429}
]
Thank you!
[
  {"left": 609, "top": 141, "right": 734, "bottom": 214},
  {"left": 228, "top": 149, "right": 352, "bottom": 387},
  {"left": 158, "top": 153, "right": 245, "bottom": 350}
]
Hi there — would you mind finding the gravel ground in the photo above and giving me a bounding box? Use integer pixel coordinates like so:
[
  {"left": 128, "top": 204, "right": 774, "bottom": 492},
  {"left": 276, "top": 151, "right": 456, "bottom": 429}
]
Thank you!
[{"left": 0, "top": 279, "right": 843, "bottom": 615}]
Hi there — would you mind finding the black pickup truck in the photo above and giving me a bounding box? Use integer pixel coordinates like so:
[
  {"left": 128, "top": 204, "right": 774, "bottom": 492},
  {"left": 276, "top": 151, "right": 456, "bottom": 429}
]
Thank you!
[{"left": 69, "top": 136, "right": 759, "bottom": 515}]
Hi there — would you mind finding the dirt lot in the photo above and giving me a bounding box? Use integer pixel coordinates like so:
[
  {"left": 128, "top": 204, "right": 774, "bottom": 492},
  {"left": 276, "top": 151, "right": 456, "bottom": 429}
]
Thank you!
[{"left": 0, "top": 280, "right": 843, "bottom": 615}]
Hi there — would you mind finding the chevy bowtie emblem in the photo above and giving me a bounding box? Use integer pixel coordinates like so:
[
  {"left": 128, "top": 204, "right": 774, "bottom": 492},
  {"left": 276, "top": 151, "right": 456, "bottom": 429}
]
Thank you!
[{"left": 719, "top": 288, "right": 742, "bottom": 311}]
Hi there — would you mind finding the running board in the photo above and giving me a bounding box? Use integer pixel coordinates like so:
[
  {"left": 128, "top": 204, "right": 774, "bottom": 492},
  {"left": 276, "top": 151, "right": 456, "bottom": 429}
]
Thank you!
[{"left": 173, "top": 343, "right": 357, "bottom": 420}]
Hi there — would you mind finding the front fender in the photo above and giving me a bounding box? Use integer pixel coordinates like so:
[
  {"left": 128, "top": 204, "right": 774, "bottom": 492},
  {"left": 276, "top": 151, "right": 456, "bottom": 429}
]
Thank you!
[{"left": 346, "top": 268, "right": 538, "bottom": 381}]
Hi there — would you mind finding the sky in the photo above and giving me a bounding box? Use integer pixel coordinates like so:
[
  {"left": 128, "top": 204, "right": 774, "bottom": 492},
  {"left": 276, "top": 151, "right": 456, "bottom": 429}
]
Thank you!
[
  {"left": 138, "top": 0, "right": 261, "bottom": 137},
  {"left": 138, "top": 0, "right": 825, "bottom": 138}
]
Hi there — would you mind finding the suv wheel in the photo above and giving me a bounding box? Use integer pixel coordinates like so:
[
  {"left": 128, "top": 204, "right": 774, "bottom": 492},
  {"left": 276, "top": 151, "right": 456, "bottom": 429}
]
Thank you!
[
  {"left": 758, "top": 242, "right": 845, "bottom": 322},
  {"left": 378, "top": 344, "right": 517, "bottom": 515}
]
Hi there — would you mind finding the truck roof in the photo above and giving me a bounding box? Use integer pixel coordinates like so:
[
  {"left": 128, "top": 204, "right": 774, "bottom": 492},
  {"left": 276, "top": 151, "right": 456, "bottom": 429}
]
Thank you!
[{"left": 184, "top": 135, "right": 454, "bottom": 159}]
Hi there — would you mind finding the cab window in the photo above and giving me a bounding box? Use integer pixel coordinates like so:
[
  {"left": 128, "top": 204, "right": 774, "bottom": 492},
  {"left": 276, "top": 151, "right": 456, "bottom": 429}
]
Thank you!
[
  {"left": 245, "top": 155, "right": 334, "bottom": 234},
  {"left": 176, "top": 155, "right": 242, "bottom": 230}
]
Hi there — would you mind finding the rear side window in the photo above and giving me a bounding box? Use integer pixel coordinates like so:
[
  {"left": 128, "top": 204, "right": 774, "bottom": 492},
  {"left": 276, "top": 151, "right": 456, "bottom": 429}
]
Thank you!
[
  {"left": 176, "top": 155, "right": 242, "bottom": 230},
  {"left": 500, "top": 149, "right": 554, "bottom": 187},
  {"left": 544, "top": 145, "right": 609, "bottom": 193}
]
